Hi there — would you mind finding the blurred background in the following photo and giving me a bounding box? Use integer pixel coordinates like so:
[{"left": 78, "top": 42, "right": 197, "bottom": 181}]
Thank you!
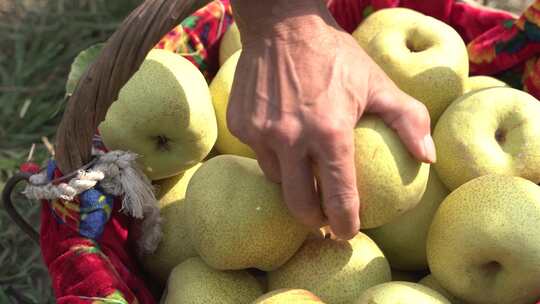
[
  {"left": 479, "top": 0, "right": 535, "bottom": 14},
  {"left": 0, "top": 0, "right": 535, "bottom": 303},
  {"left": 0, "top": 1, "right": 141, "bottom": 302}
]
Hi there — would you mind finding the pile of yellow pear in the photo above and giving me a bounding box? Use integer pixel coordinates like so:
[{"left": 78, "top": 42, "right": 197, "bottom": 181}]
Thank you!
[{"left": 98, "top": 7, "right": 540, "bottom": 304}]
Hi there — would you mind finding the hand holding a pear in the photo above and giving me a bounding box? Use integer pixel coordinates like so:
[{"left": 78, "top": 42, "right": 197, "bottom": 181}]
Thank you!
[{"left": 228, "top": 0, "right": 436, "bottom": 240}]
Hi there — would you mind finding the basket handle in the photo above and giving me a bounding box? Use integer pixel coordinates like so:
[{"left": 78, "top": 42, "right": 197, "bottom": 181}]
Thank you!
[
  {"left": 1, "top": 173, "right": 39, "bottom": 243},
  {"left": 54, "top": 0, "right": 211, "bottom": 174}
]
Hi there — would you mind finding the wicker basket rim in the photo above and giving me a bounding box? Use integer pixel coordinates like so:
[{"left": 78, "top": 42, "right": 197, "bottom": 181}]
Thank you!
[{"left": 54, "top": 0, "right": 210, "bottom": 174}]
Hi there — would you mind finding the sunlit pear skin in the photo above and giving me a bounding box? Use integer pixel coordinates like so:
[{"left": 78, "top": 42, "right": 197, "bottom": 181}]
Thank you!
[
  {"left": 352, "top": 8, "right": 426, "bottom": 48},
  {"left": 210, "top": 50, "right": 256, "bottom": 158},
  {"left": 219, "top": 22, "right": 241, "bottom": 66},
  {"left": 185, "top": 155, "right": 309, "bottom": 271},
  {"left": 98, "top": 49, "right": 217, "bottom": 180},
  {"left": 363, "top": 168, "right": 449, "bottom": 270},
  {"left": 140, "top": 163, "right": 201, "bottom": 284},
  {"left": 418, "top": 275, "right": 467, "bottom": 304},
  {"left": 354, "top": 114, "right": 430, "bottom": 228},
  {"left": 252, "top": 289, "right": 325, "bottom": 304},
  {"left": 355, "top": 281, "right": 451, "bottom": 304},
  {"left": 163, "top": 257, "right": 263, "bottom": 304},
  {"left": 426, "top": 174, "right": 540, "bottom": 304},
  {"left": 465, "top": 75, "right": 508, "bottom": 93},
  {"left": 353, "top": 8, "right": 469, "bottom": 125},
  {"left": 268, "top": 232, "right": 391, "bottom": 304},
  {"left": 433, "top": 87, "right": 540, "bottom": 191}
]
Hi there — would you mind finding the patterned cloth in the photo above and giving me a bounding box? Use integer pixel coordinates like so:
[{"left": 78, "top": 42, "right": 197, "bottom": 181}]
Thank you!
[
  {"left": 155, "top": 0, "right": 233, "bottom": 81},
  {"left": 157, "top": 0, "right": 540, "bottom": 100},
  {"left": 37, "top": 0, "right": 540, "bottom": 303},
  {"left": 38, "top": 150, "right": 155, "bottom": 304}
]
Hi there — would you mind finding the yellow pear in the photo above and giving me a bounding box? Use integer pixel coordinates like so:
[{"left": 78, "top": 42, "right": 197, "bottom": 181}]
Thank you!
[
  {"left": 252, "top": 289, "right": 325, "bottom": 304},
  {"left": 426, "top": 174, "right": 540, "bottom": 304},
  {"left": 354, "top": 114, "right": 430, "bottom": 228},
  {"left": 363, "top": 168, "right": 449, "bottom": 270},
  {"left": 185, "top": 154, "right": 309, "bottom": 271},
  {"left": 209, "top": 50, "right": 256, "bottom": 158},
  {"left": 433, "top": 87, "right": 540, "bottom": 190},
  {"left": 99, "top": 49, "right": 217, "bottom": 180},
  {"left": 355, "top": 282, "right": 450, "bottom": 304},
  {"left": 352, "top": 8, "right": 426, "bottom": 48},
  {"left": 466, "top": 75, "right": 508, "bottom": 93},
  {"left": 219, "top": 22, "right": 241, "bottom": 66},
  {"left": 163, "top": 257, "right": 263, "bottom": 304},
  {"left": 353, "top": 8, "right": 469, "bottom": 125},
  {"left": 268, "top": 232, "right": 391, "bottom": 304},
  {"left": 418, "top": 275, "right": 467, "bottom": 304},
  {"left": 140, "top": 163, "right": 200, "bottom": 283}
]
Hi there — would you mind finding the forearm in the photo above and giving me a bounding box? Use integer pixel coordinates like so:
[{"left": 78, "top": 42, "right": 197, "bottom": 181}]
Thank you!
[{"left": 230, "top": 0, "right": 337, "bottom": 45}]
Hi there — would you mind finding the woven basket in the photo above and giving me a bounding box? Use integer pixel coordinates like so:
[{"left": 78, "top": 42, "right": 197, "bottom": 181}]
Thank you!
[
  {"left": 1, "top": 1, "right": 213, "bottom": 302},
  {"left": 2, "top": 0, "right": 212, "bottom": 242}
]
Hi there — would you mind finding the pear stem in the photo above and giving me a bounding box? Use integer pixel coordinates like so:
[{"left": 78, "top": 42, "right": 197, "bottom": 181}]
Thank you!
[{"left": 156, "top": 135, "right": 171, "bottom": 151}]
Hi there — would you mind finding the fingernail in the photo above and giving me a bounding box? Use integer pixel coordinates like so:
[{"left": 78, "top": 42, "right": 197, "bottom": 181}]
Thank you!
[{"left": 423, "top": 135, "right": 437, "bottom": 163}]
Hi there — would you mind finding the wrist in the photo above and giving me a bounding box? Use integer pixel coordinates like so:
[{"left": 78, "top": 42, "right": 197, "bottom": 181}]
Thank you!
[{"left": 230, "top": 0, "right": 337, "bottom": 47}]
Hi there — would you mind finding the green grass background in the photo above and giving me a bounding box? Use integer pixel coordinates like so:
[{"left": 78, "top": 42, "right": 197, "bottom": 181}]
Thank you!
[
  {"left": 0, "top": 1, "right": 140, "bottom": 302},
  {"left": 0, "top": 0, "right": 532, "bottom": 303}
]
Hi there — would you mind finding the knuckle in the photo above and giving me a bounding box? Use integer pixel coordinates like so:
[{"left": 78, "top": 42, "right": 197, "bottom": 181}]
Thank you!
[
  {"left": 249, "top": 116, "right": 273, "bottom": 136},
  {"left": 267, "top": 120, "right": 303, "bottom": 147},
  {"left": 315, "top": 119, "right": 349, "bottom": 142},
  {"left": 410, "top": 100, "right": 429, "bottom": 118},
  {"left": 313, "top": 121, "right": 353, "bottom": 157}
]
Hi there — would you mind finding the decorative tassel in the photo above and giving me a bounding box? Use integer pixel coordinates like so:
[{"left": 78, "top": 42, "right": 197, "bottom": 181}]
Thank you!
[{"left": 22, "top": 150, "right": 163, "bottom": 255}]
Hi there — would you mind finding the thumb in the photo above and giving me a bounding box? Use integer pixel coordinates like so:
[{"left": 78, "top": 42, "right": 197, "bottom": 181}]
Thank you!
[{"left": 366, "top": 89, "right": 437, "bottom": 164}]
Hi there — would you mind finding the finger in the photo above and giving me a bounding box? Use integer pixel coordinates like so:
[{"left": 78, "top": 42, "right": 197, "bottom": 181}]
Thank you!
[
  {"left": 312, "top": 128, "right": 360, "bottom": 240},
  {"left": 278, "top": 152, "right": 326, "bottom": 230},
  {"left": 226, "top": 52, "right": 257, "bottom": 144},
  {"left": 251, "top": 143, "right": 282, "bottom": 183},
  {"left": 367, "top": 90, "right": 436, "bottom": 164}
]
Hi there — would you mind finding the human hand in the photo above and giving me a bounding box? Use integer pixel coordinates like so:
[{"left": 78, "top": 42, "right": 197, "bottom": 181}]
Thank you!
[{"left": 228, "top": 0, "right": 436, "bottom": 240}]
